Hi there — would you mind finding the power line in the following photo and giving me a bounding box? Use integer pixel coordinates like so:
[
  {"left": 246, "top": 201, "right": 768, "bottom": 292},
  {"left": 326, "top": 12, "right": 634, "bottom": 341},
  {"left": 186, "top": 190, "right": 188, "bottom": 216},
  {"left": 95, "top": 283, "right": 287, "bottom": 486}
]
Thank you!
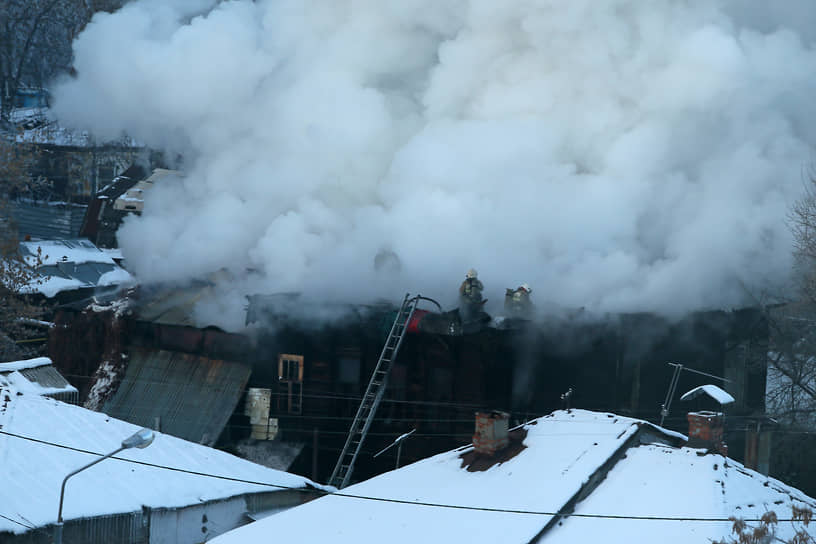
[
  {"left": 0, "top": 429, "right": 809, "bottom": 523},
  {"left": 12, "top": 386, "right": 816, "bottom": 437},
  {"left": 58, "top": 371, "right": 489, "bottom": 409},
  {"left": 0, "top": 512, "right": 34, "bottom": 530}
]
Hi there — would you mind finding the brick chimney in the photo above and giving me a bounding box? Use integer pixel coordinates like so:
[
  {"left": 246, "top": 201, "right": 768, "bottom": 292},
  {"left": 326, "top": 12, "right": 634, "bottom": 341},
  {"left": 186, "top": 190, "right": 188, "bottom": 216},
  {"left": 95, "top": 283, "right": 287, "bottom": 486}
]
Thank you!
[
  {"left": 687, "top": 411, "right": 728, "bottom": 456},
  {"left": 473, "top": 411, "right": 509, "bottom": 455}
]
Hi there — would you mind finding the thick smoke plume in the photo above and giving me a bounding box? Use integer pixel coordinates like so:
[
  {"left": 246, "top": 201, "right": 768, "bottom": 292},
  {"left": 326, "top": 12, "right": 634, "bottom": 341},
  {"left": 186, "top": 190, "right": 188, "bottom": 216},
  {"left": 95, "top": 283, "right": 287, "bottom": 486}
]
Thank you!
[{"left": 53, "top": 0, "right": 816, "bottom": 330}]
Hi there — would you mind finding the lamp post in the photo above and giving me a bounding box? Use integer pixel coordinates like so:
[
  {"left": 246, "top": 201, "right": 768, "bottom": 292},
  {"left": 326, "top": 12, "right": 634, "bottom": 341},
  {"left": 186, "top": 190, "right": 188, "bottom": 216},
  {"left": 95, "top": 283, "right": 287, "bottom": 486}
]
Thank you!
[{"left": 54, "top": 428, "right": 155, "bottom": 544}]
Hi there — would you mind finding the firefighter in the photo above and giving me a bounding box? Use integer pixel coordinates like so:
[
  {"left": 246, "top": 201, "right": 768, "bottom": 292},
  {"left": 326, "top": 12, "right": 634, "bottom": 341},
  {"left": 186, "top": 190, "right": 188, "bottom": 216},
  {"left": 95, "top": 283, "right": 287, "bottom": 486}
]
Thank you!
[
  {"left": 459, "top": 268, "right": 484, "bottom": 320},
  {"left": 505, "top": 283, "right": 533, "bottom": 318}
]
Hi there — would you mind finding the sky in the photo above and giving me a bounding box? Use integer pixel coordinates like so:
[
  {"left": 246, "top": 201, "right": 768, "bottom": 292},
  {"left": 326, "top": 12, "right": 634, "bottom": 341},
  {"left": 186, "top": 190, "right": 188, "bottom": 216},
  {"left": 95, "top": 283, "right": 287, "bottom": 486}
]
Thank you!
[{"left": 52, "top": 0, "right": 816, "bottom": 330}]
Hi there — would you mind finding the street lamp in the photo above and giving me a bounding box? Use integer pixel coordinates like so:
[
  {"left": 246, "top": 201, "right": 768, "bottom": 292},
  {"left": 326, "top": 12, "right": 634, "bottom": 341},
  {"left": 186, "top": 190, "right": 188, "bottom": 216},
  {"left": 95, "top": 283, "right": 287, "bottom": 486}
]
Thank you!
[{"left": 54, "top": 428, "right": 155, "bottom": 544}]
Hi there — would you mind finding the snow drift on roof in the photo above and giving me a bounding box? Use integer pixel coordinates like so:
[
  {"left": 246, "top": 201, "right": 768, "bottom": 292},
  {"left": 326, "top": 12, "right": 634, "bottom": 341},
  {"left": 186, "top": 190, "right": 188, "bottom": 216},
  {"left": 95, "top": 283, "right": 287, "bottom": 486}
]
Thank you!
[
  {"left": 0, "top": 357, "right": 52, "bottom": 372},
  {"left": 680, "top": 384, "right": 735, "bottom": 405}
]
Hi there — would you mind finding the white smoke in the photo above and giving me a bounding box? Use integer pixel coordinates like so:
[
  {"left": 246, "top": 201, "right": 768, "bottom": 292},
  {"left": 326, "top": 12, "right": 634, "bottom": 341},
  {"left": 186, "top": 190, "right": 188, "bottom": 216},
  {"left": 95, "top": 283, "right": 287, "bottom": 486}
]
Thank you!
[{"left": 53, "top": 0, "right": 816, "bottom": 330}]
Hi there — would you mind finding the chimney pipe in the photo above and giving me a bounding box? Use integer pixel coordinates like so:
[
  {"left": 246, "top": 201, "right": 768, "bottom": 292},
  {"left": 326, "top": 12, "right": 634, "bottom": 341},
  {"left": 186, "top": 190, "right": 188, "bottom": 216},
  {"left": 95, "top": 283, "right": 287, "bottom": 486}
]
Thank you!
[
  {"left": 687, "top": 411, "right": 727, "bottom": 456},
  {"left": 473, "top": 411, "right": 509, "bottom": 455}
]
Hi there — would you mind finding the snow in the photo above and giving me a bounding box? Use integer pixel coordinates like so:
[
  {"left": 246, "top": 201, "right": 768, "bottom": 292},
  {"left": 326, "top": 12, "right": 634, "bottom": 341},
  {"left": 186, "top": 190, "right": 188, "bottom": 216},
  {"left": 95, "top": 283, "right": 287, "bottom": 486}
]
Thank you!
[
  {"left": 15, "top": 318, "right": 54, "bottom": 328},
  {"left": 0, "top": 357, "right": 52, "bottom": 372},
  {"left": 82, "top": 359, "right": 120, "bottom": 411},
  {"left": 0, "top": 371, "right": 77, "bottom": 397},
  {"left": 212, "top": 411, "right": 647, "bottom": 544},
  {"left": 211, "top": 409, "right": 816, "bottom": 544},
  {"left": 23, "top": 276, "right": 87, "bottom": 298},
  {"left": 89, "top": 296, "right": 131, "bottom": 317},
  {"left": 0, "top": 387, "right": 326, "bottom": 535},
  {"left": 13, "top": 113, "right": 141, "bottom": 148},
  {"left": 100, "top": 248, "right": 124, "bottom": 261},
  {"left": 18, "top": 239, "right": 115, "bottom": 268},
  {"left": 680, "top": 384, "right": 735, "bottom": 405},
  {"left": 97, "top": 267, "right": 133, "bottom": 287},
  {"left": 15, "top": 239, "right": 134, "bottom": 297},
  {"left": 545, "top": 446, "right": 815, "bottom": 544},
  {"left": 0, "top": 358, "right": 77, "bottom": 398}
]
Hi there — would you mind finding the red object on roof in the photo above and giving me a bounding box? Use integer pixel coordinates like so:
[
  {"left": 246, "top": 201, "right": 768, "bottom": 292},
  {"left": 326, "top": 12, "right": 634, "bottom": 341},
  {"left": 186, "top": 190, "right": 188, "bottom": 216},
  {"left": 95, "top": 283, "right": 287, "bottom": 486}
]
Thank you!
[{"left": 406, "top": 309, "right": 430, "bottom": 333}]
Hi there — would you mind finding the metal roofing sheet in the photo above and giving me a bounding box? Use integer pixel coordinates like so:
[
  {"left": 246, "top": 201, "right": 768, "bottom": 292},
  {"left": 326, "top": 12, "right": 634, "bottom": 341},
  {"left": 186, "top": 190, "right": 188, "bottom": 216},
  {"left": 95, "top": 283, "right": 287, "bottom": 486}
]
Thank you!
[
  {"left": 0, "top": 363, "right": 79, "bottom": 404},
  {"left": 11, "top": 201, "right": 87, "bottom": 240},
  {"left": 17, "top": 364, "right": 74, "bottom": 390},
  {"left": 102, "top": 348, "right": 251, "bottom": 446},
  {"left": 37, "top": 262, "right": 117, "bottom": 283},
  {"left": 134, "top": 283, "right": 214, "bottom": 327}
]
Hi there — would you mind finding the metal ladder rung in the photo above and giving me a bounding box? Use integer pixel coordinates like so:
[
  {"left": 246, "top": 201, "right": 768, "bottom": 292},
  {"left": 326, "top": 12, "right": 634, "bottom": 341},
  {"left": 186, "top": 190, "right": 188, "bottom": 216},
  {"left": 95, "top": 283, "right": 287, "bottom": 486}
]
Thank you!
[{"left": 329, "top": 293, "right": 420, "bottom": 489}]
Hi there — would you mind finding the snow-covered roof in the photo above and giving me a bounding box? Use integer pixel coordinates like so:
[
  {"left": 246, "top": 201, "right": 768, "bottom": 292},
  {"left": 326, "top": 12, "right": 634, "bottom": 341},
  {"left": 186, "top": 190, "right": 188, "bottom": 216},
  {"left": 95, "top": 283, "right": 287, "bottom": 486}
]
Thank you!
[
  {"left": 680, "top": 384, "right": 735, "bottom": 405},
  {"left": 543, "top": 443, "right": 813, "bottom": 543},
  {"left": 113, "top": 169, "right": 181, "bottom": 212},
  {"left": 211, "top": 409, "right": 816, "bottom": 544},
  {"left": 12, "top": 111, "right": 141, "bottom": 149},
  {"left": 0, "top": 357, "right": 52, "bottom": 372},
  {"left": 0, "top": 358, "right": 77, "bottom": 400},
  {"left": 0, "top": 387, "right": 324, "bottom": 535},
  {"left": 19, "top": 239, "right": 113, "bottom": 268},
  {"left": 15, "top": 239, "right": 133, "bottom": 297}
]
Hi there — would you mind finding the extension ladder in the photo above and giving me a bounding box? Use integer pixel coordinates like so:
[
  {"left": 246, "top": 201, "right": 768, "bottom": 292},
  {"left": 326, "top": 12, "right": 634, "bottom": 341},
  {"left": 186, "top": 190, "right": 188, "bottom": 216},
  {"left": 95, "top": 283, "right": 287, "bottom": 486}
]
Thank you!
[{"left": 328, "top": 294, "right": 423, "bottom": 488}]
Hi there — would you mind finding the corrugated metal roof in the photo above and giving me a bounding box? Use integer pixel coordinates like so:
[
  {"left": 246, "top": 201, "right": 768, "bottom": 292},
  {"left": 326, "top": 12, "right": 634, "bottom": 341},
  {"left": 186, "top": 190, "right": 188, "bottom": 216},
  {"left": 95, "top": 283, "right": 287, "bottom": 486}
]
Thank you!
[
  {"left": 17, "top": 365, "right": 74, "bottom": 390},
  {"left": 11, "top": 201, "right": 87, "bottom": 240},
  {"left": 102, "top": 348, "right": 251, "bottom": 446},
  {"left": 0, "top": 360, "right": 79, "bottom": 404},
  {"left": 135, "top": 286, "right": 210, "bottom": 327}
]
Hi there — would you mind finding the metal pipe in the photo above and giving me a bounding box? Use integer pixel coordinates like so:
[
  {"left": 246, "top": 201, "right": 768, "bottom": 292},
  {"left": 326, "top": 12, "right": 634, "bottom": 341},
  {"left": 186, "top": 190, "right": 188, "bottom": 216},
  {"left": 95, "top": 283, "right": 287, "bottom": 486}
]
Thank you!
[
  {"left": 54, "top": 429, "right": 153, "bottom": 544},
  {"left": 57, "top": 445, "right": 126, "bottom": 526}
]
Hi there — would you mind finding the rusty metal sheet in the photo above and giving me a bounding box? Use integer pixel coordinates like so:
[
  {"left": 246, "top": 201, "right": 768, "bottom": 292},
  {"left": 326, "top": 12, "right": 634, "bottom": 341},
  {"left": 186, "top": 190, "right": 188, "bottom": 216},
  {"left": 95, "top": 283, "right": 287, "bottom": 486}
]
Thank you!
[{"left": 102, "top": 347, "right": 251, "bottom": 445}]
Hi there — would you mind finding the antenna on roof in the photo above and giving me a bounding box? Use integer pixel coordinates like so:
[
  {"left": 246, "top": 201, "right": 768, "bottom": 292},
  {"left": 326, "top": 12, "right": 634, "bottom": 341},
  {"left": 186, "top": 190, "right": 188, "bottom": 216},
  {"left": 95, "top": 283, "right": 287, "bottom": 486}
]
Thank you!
[
  {"left": 560, "top": 387, "right": 573, "bottom": 410},
  {"left": 373, "top": 428, "right": 416, "bottom": 469},
  {"left": 659, "top": 363, "right": 731, "bottom": 426}
]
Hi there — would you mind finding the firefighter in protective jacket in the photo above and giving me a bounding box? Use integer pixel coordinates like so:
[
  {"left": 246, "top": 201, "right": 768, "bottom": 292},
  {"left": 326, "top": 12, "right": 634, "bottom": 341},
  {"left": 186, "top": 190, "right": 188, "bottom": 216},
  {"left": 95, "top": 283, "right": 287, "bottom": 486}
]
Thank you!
[
  {"left": 459, "top": 269, "right": 484, "bottom": 320},
  {"left": 460, "top": 269, "right": 483, "bottom": 302},
  {"left": 505, "top": 283, "right": 533, "bottom": 318}
]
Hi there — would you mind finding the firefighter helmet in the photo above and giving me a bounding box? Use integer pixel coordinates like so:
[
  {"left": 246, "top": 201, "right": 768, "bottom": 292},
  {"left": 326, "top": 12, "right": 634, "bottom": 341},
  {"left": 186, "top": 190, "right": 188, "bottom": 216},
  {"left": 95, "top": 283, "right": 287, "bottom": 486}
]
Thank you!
[{"left": 466, "top": 268, "right": 478, "bottom": 279}]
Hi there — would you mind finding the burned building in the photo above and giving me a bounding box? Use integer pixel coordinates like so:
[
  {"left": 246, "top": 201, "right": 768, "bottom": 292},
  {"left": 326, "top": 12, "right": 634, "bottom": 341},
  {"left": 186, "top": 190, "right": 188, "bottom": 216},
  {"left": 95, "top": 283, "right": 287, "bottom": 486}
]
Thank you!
[
  {"left": 80, "top": 167, "right": 182, "bottom": 249},
  {"left": 48, "top": 288, "right": 769, "bottom": 486}
]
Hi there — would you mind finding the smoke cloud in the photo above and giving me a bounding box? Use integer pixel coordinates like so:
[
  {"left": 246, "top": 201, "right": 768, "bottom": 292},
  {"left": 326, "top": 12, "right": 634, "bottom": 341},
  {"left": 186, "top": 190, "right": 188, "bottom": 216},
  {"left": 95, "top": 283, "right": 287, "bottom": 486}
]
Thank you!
[{"left": 53, "top": 0, "right": 816, "bottom": 330}]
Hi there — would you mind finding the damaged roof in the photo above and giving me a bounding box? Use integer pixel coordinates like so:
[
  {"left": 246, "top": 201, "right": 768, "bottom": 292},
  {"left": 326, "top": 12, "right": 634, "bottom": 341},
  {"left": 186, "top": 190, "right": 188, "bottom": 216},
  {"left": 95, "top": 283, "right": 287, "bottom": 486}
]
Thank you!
[
  {"left": 95, "top": 164, "right": 148, "bottom": 200},
  {"left": 211, "top": 409, "right": 816, "bottom": 544},
  {"left": 133, "top": 282, "right": 216, "bottom": 327},
  {"left": 101, "top": 348, "right": 251, "bottom": 446}
]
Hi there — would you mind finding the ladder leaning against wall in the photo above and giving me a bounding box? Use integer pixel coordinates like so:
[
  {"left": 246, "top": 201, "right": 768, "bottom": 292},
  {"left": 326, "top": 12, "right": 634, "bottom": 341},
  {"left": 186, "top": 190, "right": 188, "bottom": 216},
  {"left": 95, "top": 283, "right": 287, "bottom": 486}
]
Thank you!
[{"left": 328, "top": 293, "right": 439, "bottom": 489}]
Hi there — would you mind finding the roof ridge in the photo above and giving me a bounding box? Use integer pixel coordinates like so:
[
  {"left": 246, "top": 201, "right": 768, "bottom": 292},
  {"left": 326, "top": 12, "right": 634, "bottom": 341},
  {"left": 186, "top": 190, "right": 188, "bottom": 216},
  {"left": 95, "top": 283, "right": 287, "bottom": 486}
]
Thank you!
[{"left": 526, "top": 421, "right": 648, "bottom": 543}]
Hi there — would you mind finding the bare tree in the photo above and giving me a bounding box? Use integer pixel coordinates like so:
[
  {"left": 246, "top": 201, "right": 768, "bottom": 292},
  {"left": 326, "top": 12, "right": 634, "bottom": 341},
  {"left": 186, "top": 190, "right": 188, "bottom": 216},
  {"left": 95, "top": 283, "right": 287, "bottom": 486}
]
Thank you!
[
  {"left": 774, "top": 171, "right": 816, "bottom": 427},
  {"left": 0, "top": 135, "right": 48, "bottom": 360},
  {"left": 751, "top": 172, "right": 816, "bottom": 496},
  {"left": 713, "top": 507, "right": 815, "bottom": 544},
  {"left": 0, "top": 0, "right": 126, "bottom": 123}
]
